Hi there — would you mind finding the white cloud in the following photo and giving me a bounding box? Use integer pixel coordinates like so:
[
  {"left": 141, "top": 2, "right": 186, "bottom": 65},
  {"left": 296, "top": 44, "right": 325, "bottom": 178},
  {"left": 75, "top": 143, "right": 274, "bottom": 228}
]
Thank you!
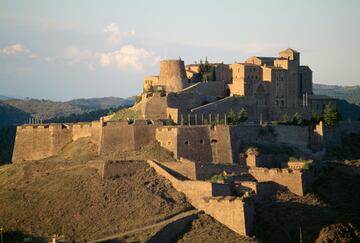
[
  {"left": 0, "top": 43, "right": 37, "bottom": 58},
  {"left": 49, "top": 45, "right": 159, "bottom": 72},
  {"left": 103, "top": 23, "right": 135, "bottom": 45},
  {"left": 98, "top": 45, "right": 160, "bottom": 71}
]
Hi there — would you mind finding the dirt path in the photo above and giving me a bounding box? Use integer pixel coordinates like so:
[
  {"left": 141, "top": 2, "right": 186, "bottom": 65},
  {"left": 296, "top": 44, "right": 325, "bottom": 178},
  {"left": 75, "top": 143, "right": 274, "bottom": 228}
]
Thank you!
[{"left": 90, "top": 209, "right": 198, "bottom": 242}]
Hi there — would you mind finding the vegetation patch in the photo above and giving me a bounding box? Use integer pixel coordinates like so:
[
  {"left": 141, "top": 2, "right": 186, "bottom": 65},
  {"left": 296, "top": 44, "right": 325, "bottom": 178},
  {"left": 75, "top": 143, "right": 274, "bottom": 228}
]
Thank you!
[
  {"left": 210, "top": 172, "right": 228, "bottom": 183},
  {"left": 110, "top": 108, "right": 141, "bottom": 122}
]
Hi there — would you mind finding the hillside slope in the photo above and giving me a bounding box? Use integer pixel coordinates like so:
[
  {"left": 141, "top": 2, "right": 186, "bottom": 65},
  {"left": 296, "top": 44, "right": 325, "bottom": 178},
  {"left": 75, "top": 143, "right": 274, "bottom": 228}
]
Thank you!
[
  {"left": 1, "top": 97, "right": 134, "bottom": 122},
  {"left": 0, "top": 139, "right": 191, "bottom": 242},
  {"left": 0, "top": 101, "right": 31, "bottom": 126}
]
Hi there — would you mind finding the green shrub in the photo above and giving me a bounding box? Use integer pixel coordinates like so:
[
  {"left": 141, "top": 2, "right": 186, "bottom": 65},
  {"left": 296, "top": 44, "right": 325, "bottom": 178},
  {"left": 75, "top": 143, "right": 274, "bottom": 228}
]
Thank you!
[
  {"left": 302, "top": 162, "right": 313, "bottom": 170},
  {"left": 110, "top": 108, "right": 140, "bottom": 121},
  {"left": 210, "top": 173, "right": 228, "bottom": 183}
]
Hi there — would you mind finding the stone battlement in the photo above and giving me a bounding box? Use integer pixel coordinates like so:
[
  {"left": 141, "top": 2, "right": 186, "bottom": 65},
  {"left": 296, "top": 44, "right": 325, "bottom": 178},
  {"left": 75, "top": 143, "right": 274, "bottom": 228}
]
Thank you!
[{"left": 250, "top": 167, "right": 303, "bottom": 175}]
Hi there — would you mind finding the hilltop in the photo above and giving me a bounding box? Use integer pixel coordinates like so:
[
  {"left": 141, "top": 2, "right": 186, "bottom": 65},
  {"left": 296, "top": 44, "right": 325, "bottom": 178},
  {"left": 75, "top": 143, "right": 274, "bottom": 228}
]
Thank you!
[{"left": 0, "top": 138, "right": 191, "bottom": 242}]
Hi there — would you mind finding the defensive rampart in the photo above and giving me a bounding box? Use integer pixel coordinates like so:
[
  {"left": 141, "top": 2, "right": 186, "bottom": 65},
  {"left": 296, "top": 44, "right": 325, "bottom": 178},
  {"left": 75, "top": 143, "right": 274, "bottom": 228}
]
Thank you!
[
  {"left": 99, "top": 122, "right": 158, "bottom": 155},
  {"left": 12, "top": 121, "right": 104, "bottom": 162},
  {"left": 155, "top": 125, "right": 233, "bottom": 163},
  {"left": 147, "top": 160, "right": 254, "bottom": 236},
  {"left": 248, "top": 168, "right": 313, "bottom": 196},
  {"left": 12, "top": 124, "right": 71, "bottom": 162}
]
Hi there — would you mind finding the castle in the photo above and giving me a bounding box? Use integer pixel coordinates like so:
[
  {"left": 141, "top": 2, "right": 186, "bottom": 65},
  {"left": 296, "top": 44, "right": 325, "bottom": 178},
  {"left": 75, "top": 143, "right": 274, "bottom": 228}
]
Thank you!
[
  {"left": 134, "top": 48, "right": 333, "bottom": 123},
  {"left": 11, "top": 48, "right": 360, "bottom": 238}
]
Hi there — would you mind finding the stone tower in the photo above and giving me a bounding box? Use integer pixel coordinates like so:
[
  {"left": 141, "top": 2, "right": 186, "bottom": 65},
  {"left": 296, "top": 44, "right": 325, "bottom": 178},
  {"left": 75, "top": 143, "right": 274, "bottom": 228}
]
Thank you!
[{"left": 159, "top": 59, "right": 189, "bottom": 92}]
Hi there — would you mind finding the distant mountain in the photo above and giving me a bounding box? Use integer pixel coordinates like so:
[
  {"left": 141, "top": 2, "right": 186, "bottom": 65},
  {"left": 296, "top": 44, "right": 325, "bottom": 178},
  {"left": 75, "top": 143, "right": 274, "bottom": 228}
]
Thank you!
[
  {"left": 68, "top": 97, "right": 134, "bottom": 110},
  {"left": 2, "top": 97, "right": 134, "bottom": 121},
  {"left": 313, "top": 83, "right": 360, "bottom": 106},
  {"left": 4, "top": 99, "right": 84, "bottom": 121}
]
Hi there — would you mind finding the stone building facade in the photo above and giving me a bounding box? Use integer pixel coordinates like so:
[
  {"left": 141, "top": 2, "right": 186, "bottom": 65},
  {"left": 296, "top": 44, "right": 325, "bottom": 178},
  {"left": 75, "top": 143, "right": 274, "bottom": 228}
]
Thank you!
[{"left": 135, "top": 48, "right": 334, "bottom": 122}]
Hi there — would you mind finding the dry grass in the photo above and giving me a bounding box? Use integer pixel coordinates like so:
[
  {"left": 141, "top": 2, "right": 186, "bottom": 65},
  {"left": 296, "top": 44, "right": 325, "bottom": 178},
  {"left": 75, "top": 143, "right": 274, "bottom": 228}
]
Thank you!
[
  {"left": 110, "top": 108, "right": 140, "bottom": 121},
  {"left": 106, "top": 142, "right": 176, "bottom": 162},
  {"left": 0, "top": 139, "right": 191, "bottom": 242}
]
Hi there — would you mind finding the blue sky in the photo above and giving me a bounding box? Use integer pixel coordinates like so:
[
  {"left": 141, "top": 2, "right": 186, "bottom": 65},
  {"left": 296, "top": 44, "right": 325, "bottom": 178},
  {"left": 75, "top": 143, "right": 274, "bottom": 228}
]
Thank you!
[{"left": 0, "top": 0, "right": 359, "bottom": 101}]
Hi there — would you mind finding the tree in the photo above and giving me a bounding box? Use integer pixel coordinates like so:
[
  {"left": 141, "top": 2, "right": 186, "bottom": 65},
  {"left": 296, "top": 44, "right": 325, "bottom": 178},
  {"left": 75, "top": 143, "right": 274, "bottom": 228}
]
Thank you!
[
  {"left": 227, "top": 109, "right": 238, "bottom": 125},
  {"left": 283, "top": 113, "right": 289, "bottom": 123},
  {"left": 292, "top": 112, "right": 303, "bottom": 125},
  {"left": 323, "top": 103, "right": 341, "bottom": 126},
  {"left": 239, "top": 108, "right": 248, "bottom": 122}
]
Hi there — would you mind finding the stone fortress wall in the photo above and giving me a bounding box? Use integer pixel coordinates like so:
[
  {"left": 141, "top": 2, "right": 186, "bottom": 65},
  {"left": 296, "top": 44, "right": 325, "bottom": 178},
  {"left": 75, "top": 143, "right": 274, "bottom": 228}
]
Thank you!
[
  {"left": 146, "top": 159, "right": 254, "bottom": 236},
  {"left": 12, "top": 124, "right": 73, "bottom": 162},
  {"left": 13, "top": 119, "right": 360, "bottom": 163}
]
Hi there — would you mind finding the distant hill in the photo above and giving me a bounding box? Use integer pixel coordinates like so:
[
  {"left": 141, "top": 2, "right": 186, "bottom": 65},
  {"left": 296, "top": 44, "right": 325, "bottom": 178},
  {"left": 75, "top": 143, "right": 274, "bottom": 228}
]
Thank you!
[
  {"left": 0, "top": 101, "right": 31, "bottom": 126},
  {"left": 1, "top": 97, "right": 134, "bottom": 122},
  {"left": 313, "top": 83, "right": 360, "bottom": 106},
  {"left": 68, "top": 97, "right": 134, "bottom": 110},
  {"left": 4, "top": 99, "right": 83, "bottom": 121}
]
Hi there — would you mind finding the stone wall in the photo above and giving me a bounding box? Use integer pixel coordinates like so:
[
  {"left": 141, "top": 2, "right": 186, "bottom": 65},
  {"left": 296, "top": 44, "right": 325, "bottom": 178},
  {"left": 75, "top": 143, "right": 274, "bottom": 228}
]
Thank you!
[
  {"left": 248, "top": 168, "right": 312, "bottom": 196},
  {"left": 12, "top": 124, "right": 72, "bottom": 162},
  {"left": 99, "top": 122, "right": 158, "bottom": 155},
  {"left": 90, "top": 121, "right": 102, "bottom": 147},
  {"left": 177, "top": 126, "right": 213, "bottom": 162},
  {"left": 146, "top": 160, "right": 254, "bottom": 236},
  {"left": 156, "top": 125, "right": 234, "bottom": 163},
  {"left": 209, "top": 125, "right": 233, "bottom": 163},
  {"left": 156, "top": 124, "right": 314, "bottom": 164},
  {"left": 179, "top": 81, "right": 227, "bottom": 97},
  {"left": 156, "top": 127, "right": 179, "bottom": 157},
  {"left": 132, "top": 92, "right": 168, "bottom": 120},
  {"left": 71, "top": 123, "right": 92, "bottom": 140},
  {"left": 271, "top": 125, "right": 310, "bottom": 148},
  {"left": 200, "top": 196, "right": 254, "bottom": 236},
  {"left": 12, "top": 122, "right": 104, "bottom": 162}
]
